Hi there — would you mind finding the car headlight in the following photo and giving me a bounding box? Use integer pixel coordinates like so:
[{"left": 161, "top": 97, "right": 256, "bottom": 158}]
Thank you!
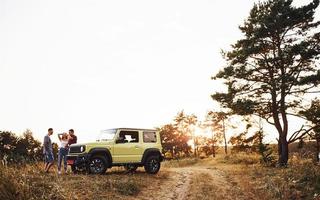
[{"left": 80, "top": 146, "right": 85, "bottom": 152}]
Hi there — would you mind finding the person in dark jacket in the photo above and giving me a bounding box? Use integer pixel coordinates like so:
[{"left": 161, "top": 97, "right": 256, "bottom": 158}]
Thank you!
[{"left": 68, "top": 129, "right": 77, "bottom": 145}]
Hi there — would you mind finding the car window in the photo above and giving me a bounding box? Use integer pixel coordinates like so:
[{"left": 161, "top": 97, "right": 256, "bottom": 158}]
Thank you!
[
  {"left": 143, "top": 132, "right": 157, "bottom": 143},
  {"left": 117, "top": 131, "right": 139, "bottom": 143},
  {"left": 98, "top": 129, "right": 117, "bottom": 141}
]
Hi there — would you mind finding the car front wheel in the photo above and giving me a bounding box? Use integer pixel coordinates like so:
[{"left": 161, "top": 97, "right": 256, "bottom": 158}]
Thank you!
[
  {"left": 71, "top": 165, "right": 86, "bottom": 174},
  {"left": 144, "top": 156, "right": 161, "bottom": 174},
  {"left": 88, "top": 156, "right": 107, "bottom": 174}
]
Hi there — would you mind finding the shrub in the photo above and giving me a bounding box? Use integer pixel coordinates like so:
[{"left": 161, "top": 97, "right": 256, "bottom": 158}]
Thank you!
[{"left": 115, "top": 181, "right": 140, "bottom": 196}]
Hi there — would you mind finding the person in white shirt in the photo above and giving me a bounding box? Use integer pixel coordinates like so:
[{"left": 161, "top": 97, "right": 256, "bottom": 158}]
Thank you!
[{"left": 57, "top": 132, "right": 69, "bottom": 174}]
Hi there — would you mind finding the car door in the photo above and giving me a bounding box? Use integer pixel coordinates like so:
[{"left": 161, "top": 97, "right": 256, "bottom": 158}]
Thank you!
[{"left": 113, "top": 130, "right": 144, "bottom": 163}]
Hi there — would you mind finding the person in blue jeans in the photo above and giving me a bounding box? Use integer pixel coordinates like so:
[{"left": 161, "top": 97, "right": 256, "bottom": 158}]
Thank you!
[{"left": 57, "top": 132, "right": 69, "bottom": 175}]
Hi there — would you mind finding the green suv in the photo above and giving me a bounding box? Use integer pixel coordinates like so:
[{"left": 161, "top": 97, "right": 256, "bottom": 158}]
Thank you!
[{"left": 66, "top": 128, "right": 164, "bottom": 174}]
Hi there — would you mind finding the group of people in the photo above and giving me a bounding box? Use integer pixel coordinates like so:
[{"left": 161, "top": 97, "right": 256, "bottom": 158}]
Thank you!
[{"left": 43, "top": 128, "right": 77, "bottom": 174}]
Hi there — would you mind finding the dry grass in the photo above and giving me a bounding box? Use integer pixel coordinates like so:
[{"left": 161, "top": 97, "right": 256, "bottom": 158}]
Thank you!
[
  {"left": 2, "top": 154, "right": 319, "bottom": 200},
  {"left": 217, "top": 152, "right": 261, "bottom": 165},
  {"left": 214, "top": 153, "right": 320, "bottom": 200},
  {"left": 187, "top": 173, "right": 217, "bottom": 200},
  {"left": 162, "top": 158, "right": 199, "bottom": 168},
  {"left": 0, "top": 163, "right": 169, "bottom": 200}
]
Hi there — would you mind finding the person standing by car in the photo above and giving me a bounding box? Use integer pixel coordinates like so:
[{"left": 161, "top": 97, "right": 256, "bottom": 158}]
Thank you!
[
  {"left": 57, "top": 132, "right": 69, "bottom": 175},
  {"left": 43, "top": 128, "right": 54, "bottom": 173},
  {"left": 68, "top": 129, "right": 77, "bottom": 145}
]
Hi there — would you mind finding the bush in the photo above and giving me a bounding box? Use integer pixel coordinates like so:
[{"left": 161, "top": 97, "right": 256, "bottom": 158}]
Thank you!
[{"left": 222, "top": 153, "right": 260, "bottom": 165}]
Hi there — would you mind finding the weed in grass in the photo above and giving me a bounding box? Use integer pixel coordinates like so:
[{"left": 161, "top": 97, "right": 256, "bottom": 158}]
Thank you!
[{"left": 115, "top": 180, "right": 140, "bottom": 196}]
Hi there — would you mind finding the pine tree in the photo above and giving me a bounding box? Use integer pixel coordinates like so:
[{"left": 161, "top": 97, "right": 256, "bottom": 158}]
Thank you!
[{"left": 212, "top": 0, "right": 320, "bottom": 166}]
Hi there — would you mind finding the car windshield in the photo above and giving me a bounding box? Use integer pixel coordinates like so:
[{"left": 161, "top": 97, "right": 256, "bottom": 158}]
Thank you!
[{"left": 97, "top": 129, "right": 117, "bottom": 141}]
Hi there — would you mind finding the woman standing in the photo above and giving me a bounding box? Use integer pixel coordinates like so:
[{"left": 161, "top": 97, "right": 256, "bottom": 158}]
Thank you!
[{"left": 57, "top": 133, "right": 69, "bottom": 175}]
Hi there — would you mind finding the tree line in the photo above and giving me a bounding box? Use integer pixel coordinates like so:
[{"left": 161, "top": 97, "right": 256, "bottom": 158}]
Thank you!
[
  {"left": 0, "top": 130, "right": 43, "bottom": 164},
  {"left": 0, "top": 130, "right": 62, "bottom": 165}
]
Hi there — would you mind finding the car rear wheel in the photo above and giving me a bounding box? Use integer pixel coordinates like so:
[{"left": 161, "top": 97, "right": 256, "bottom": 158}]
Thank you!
[
  {"left": 88, "top": 155, "right": 107, "bottom": 174},
  {"left": 144, "top": 155, "right": 160, "bottom": 174}
]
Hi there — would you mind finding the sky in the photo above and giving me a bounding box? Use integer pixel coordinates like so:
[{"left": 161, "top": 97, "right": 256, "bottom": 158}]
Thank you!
[{"left": 0, "top": 0, "right": 318, "bottom": 143}]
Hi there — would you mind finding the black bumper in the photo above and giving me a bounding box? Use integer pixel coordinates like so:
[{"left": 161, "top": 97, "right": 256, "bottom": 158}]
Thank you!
[{"left": 67, "top": 153, "right": 89, "bottom": 166}]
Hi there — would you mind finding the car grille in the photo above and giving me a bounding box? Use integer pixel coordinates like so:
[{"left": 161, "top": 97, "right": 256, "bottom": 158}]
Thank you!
[{"left": 69, "top": 145, "right": 83, "bottom": 154}]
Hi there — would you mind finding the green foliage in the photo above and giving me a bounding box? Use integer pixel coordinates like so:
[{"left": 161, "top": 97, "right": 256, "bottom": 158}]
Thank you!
[
  {"left": 300, "top": 99, "right": 320, "bottom": 125},
  {"left": 213, "top": 0, "right": 320, "bottom": 119},
  {"left": 0, "top": 130, "right": 42, "bottom": 164},
  {"left": 257, "top": 131, "right": 276, "bottom": 166},
  {"left": 229, "top": 124, "right": 261, "bottom": 153},
  {"left": 300, "top": 99, "right": 320, "bottom": 161}
]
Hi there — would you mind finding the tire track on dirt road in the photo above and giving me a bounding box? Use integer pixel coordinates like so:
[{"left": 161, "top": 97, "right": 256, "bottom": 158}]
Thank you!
[
  {"left": 137, "top": 164, "right": 249, "bottom": 200},
  {"left": 137, "top": 168, "right": 192, "bottom": 200}
]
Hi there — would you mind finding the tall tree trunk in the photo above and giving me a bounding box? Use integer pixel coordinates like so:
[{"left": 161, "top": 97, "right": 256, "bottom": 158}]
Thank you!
[
  {"left": 212, "top": 145, "right": 216, "bottom": 157},
  {"left": 211, "top": 129, "right": 216, "bottom": 158},
  {"left": 223, "top": 118, "right": 227, "bottom": 154},
  {"left": 194, "top": 136, "right": 197, "bottom": 157},
  {"left": 171, "top": 148, "right": 174, "bottom": 158},
  {"left": 277, "top": 139, "right": 282, "bottom": 159},
  {"left": 316, "top": 138, "right": 320, "bottom": 163},
  {"left": 279, "top": 135, "right": 289, "bottom": 166},
  {"left": 270, "top": 84, "right": 289, "bottom": 166}
]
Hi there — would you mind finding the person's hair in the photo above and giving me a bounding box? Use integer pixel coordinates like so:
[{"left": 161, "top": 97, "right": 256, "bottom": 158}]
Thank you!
[
  {"left": 69, "top": 129, "right": 74, "bottom": 133},
  {"left": 62, "top": 133, "right": 68, "bottom": 140},
  {"left": 48, "top": 128, "right": 53, "bottom": 132}
]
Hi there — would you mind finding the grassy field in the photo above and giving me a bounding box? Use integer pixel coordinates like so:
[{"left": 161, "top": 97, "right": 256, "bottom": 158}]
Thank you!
[
  {"left": 212, "top": 153, "right": 320, "bottom": 200},
  {"left": 0, "top": 163, "right": 169, "bottom": 200},
  {"left": 1, "top": 154, "right": 320, "bottom": 200}
]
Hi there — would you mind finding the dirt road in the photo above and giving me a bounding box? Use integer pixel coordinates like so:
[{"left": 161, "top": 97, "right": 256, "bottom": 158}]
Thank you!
[{"left": 137, "top": 160, "right": 250, "bottom": 200}]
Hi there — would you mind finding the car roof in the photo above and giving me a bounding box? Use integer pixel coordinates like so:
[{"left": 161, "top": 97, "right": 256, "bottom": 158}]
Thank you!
[{"left": 109, "top": 128, "right": 157, "bottom": 132}]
